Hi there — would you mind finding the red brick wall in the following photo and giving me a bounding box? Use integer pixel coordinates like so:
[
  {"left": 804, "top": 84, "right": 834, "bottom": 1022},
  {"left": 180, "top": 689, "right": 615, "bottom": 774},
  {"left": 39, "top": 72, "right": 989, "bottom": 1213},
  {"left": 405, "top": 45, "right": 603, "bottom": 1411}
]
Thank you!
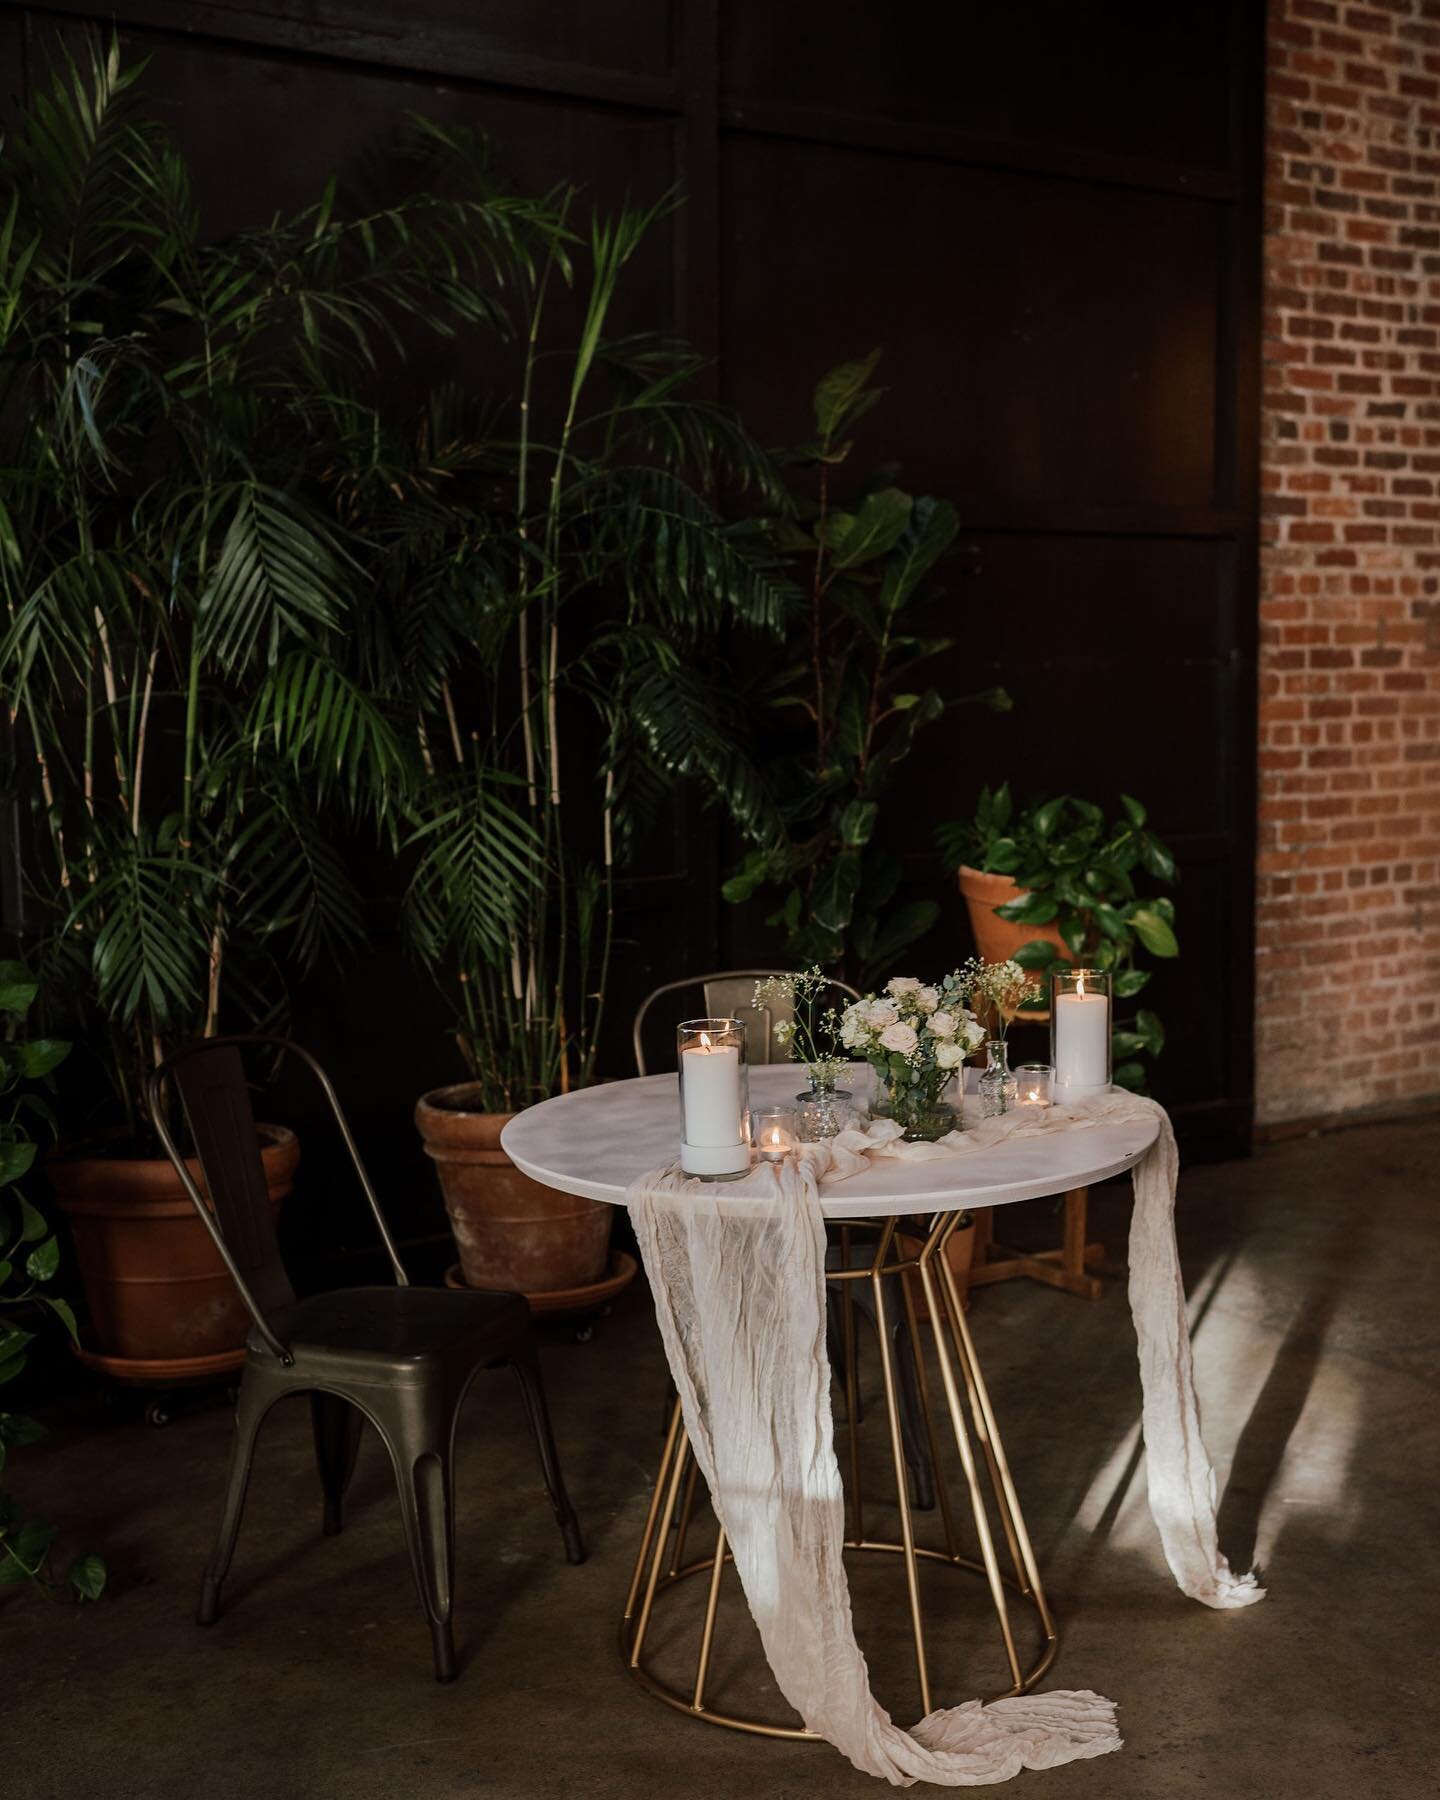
[{"left": 1259, "top": 0, "right": 1440, "bottom": 1126}]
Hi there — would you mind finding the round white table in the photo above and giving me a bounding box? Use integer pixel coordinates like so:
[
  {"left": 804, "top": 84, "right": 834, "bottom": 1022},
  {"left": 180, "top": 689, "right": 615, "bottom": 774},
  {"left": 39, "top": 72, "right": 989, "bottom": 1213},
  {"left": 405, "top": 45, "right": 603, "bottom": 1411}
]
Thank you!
[{"left": 503, "top": 1067, "right": 1160, "bottom": 1740}]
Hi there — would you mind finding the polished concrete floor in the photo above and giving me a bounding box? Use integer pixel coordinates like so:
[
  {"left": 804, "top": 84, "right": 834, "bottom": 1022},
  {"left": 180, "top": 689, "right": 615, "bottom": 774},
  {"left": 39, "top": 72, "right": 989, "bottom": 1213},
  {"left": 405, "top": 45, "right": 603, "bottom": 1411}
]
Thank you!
[{"left": 7, "top": 1115, "right": 1438, "bottom": 1800}]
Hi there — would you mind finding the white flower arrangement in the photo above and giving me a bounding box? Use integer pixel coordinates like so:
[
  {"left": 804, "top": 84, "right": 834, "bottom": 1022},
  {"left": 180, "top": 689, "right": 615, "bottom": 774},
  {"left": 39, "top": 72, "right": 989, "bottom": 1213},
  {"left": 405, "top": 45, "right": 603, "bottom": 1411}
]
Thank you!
[{"left": 839, "top": 972, "right": 986, "bottom": 1126}]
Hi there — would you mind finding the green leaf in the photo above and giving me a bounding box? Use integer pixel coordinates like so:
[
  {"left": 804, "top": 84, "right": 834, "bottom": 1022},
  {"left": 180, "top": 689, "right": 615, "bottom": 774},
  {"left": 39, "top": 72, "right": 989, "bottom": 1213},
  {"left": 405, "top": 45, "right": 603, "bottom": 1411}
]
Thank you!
[
  {"left": 822, "top": 487, "right": 912, "bottom": 569},
  {"left": 1111, "top": 1030, "right": 1147, "bottom": 1057},
  {"left": 16, "top": 1195, "right": 48, "bottom": 1243},
  {"left": 0, "top": 1413, "right": 45, "bottom": 1449},
  {"left": 1113, "top": 968, "right": 1152, "bottom": 998},
  {"left": 985, "top": 836, "right": 1021, "bottom": 874},
  {"left": 859, "top": 900, "right": 938, "bottom": 987},
  {"left": 1032, "top": 797, "right": 1067, "bottom": 839},
  {"left": 0, "top": 1140, "right": 37, "bottom": 1185},
  {"left": 1135, "top": 1009, "right": 1166, "bottom": 1055},
  {"left": 1129, "top": 907, "right": 1179, "bottom": 958},
  {"left": 996, "top": 890, "right": 1059, "bottom": 926},
  {"left": 42, "top": 1297, "right": 78, "bottom": 1341},
  {"left": 810, "top": 850, "right": 862, "bottom": 935},
  {"left": 876, "top": 495, "right": 958, "bottom": 614},
  {"left": 1113, "top": 1060, "right": 1148, "bottom": 1093},
  {"left": 25, "top": 1237, "right": 58, "bottom": 1281},
  {"left": 68, "top": 1553, "right": 106, "bottom": 1601},
  {"left": 1012, "top": 938, "right": 1064, "bottom": 972},
  {"left": 0, "top": 969, "right": 38, "bottom": 1015},
  {"left": 1120, "top": 794, "right": 1147, "bottom": 829},
  {"left": 812, "top": 349, "right": 883, "bottom": 447},
  {"left": 1092, "top": 905, "right": 1131, "bottom": 944},
  {"left": 1140, "top": 838, "right": 1176, "bottom": 883},
  {"left": 837, "top": 801, "right": 878, "bottom": 849},
  {"left": 16, "top": 1039, "right": 70, "bottom": 1079}
]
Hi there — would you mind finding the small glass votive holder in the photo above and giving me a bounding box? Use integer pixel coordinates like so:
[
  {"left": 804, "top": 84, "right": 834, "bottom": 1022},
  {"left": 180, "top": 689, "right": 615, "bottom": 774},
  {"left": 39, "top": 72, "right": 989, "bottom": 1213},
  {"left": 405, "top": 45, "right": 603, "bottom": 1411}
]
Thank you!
[
  {"left": 1014, "top": 1063, "right": 1054, "bottom": 1108},
  {"left": 752, "top": 1108, "right": 797, "bottom": 1162},
  {"left": 676, "top": 1017, "right": 749, "bottom": 1180}
]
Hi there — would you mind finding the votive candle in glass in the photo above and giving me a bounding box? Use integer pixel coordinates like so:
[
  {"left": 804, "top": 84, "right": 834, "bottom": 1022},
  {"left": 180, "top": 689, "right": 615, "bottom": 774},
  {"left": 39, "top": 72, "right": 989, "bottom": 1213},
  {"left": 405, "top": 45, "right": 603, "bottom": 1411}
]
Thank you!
[
  {"left": 1015, "top": 1062, "right": 1053, "bottom": 1107},
  {"left": 676, "top": 1018, "right": 749, "bottom": 1179},
  {"left": 752, "top": 1108, "right": 797, "bottom": 1162},
  {"left": 1050, "top": 969, "right": 1111, "bottom": 1096}
]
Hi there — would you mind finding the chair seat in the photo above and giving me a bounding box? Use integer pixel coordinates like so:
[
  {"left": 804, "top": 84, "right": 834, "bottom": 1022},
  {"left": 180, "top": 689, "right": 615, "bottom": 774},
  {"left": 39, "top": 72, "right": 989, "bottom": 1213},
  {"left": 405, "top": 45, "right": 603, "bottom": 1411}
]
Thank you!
[{"left": 250, "top": 1284, "right": 528, "bottom": 1377}]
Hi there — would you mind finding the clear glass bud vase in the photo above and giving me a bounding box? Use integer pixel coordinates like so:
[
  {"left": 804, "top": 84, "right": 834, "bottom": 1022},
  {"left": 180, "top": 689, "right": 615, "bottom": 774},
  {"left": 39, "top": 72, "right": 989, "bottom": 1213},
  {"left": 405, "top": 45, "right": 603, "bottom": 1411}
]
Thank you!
[
  {"left": 978, "top": 1040, "right": 1018, "bottom": 1118},
  {"left": 795, "top": 1070, "right": 856, "bottom": 1141}
]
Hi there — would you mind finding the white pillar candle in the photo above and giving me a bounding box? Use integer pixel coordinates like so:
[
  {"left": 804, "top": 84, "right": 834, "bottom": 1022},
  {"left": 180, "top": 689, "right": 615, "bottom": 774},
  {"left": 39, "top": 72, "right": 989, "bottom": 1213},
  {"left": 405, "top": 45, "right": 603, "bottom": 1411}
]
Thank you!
[
  {"left": 681, "top": 1036, "right": 742, "bottom": 1146},
  {"left": 1054, "top": 989, "right": 1110, "bottom": 1090}
]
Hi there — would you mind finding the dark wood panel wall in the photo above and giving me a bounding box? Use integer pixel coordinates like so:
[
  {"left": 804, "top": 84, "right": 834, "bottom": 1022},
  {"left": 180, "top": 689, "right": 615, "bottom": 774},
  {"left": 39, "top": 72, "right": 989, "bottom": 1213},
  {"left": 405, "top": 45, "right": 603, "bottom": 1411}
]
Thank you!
[{"left": 4, "top": 3, "right": 1263, "bottom": 1244}]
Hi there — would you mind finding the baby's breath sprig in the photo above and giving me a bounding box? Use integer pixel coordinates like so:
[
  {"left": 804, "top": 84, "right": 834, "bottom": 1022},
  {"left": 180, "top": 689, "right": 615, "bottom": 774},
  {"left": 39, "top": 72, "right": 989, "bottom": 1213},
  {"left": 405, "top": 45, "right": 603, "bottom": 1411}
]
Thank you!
[{"left": 753, "top": 968, "right": 847, "bottom": 1083}]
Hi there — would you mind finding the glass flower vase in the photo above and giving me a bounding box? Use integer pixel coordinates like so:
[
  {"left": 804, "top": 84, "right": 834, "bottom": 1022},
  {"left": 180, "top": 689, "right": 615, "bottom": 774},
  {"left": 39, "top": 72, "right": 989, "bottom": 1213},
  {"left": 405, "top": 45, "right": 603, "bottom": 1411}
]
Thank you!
[
  {"left": 978, "top": 1040, "right": 1017, "bottom": 1118},
  {"left": 871, "top": 1077, "right": 958, "bottom": 1143},
  {"left": 794, "top": 1071, "right": 856, "bottom": 1142}
]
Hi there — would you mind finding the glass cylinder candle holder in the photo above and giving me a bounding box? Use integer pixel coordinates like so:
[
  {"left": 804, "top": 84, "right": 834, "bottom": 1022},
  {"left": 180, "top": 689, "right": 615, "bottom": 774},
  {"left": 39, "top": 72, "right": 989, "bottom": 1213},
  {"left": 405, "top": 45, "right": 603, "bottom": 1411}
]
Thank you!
[
  {"left": 1050, "top": 969, "right": 1112, "bottom": 1096},
  {"left": 1015, "top": 1062, "right": 1054, "bottom": 1108},
  {"left": 752, "top": 1108, "right": 797, "bottom": 1163},
  {"left": 676, "top": 1019, "right": 750, "bottom": 1179}
]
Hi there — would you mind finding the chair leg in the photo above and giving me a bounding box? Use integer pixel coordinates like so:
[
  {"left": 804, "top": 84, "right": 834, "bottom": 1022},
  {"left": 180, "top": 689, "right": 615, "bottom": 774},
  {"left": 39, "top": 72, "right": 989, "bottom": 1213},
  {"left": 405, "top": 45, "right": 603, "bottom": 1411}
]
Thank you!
[
  {"left": 379, "top": 1397, "right": 461, "bottom": 1684},
  {"left": 198, "top": 1371, "right": 271, "bottom": 1626},
  {"left": 511, "top": 1350, "right": 586, "bottom": 1567},
  {"left": 311, "top": 1391, "right": 363, "bottom": 1537}
]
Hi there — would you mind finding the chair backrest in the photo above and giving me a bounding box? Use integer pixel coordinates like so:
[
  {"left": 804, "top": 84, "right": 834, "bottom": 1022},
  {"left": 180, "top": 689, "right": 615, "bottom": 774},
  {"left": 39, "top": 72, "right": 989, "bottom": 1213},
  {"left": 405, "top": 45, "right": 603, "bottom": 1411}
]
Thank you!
[
  {"left": 146, "top": 1035, "right": 406, "bottom": 1364},
  {"left": 632, "top": 971, "right": 861, "bottom": 1076}
]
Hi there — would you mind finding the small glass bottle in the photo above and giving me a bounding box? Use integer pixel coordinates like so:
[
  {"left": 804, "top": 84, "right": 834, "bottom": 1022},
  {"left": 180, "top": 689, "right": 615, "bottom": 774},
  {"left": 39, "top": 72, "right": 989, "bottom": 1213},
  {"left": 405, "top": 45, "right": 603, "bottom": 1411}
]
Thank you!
[{"left": 978, "top": 1039, "right": 1018, "bottom": 1118}]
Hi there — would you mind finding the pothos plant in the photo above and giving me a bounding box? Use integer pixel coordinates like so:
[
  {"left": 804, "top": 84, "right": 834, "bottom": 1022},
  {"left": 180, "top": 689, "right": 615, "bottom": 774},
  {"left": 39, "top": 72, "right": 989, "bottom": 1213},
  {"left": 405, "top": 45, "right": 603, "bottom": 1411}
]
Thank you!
[
  {"left": 938, "top": 785, "right": 1179, "bottom": 1091},
  {"left": 0, "top": 962, "right": 104, "bottom": 1601},
  {"left": 723, "top": 350, "right": 1007, "bottom": 987}
]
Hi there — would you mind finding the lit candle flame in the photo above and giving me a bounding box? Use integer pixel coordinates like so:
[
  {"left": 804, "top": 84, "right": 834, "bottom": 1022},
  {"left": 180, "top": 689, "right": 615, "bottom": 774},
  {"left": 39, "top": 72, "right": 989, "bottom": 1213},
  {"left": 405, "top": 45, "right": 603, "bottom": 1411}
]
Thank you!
[
  {"left": 1076, "top": 972, "right": 1086, "bottom": 999},
  {"left": 699, "top": 1030, "right": 711, "bottom": 1050},
  {"left": 769, "top": 1127, "right": 782, "bottom": 1148}
]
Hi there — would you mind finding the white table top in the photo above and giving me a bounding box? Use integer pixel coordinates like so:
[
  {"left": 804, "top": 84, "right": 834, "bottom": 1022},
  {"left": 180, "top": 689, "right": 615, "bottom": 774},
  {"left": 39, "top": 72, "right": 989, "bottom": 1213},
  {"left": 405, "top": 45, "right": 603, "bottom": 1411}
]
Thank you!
[{"left": 501, "top": 1064, "right": 1159, "bottom": 1220}]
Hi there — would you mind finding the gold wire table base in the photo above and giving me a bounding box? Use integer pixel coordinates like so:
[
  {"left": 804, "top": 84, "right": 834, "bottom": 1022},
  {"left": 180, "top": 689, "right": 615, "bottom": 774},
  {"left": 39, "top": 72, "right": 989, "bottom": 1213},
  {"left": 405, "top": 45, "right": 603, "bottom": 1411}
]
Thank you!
[{"left": 620, "top": 1210, "right": 1060, "bottom": 1740}]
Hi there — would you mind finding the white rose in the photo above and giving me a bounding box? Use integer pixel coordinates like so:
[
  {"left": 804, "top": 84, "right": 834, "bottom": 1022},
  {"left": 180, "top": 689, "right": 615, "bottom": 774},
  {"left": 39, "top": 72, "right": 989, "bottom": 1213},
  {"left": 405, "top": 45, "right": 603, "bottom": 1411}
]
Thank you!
[
  {"left": 914, "top": 986, "right": 940, "bottom": 1013},
  {"left": 885, "top": 976, "right": 922, "bottom": 997},
  {"left": 959, "top": 1011, "right": 987, "bottom": 1053},
  {"left": 934, "top": 1040, "right": 965, "bottom": 1070},
  {"left": 839, "top": 1004, "right": 871, "bottom": 1048},
  {"left": 928, "top": 1009, "right": 957, "bottom": 1038},
  {"left": 879, "top": 1021, "right": 918, "bottom": 1055},
  {"left": 865, "top": 999, "right": 899, "bottom": 1029}
]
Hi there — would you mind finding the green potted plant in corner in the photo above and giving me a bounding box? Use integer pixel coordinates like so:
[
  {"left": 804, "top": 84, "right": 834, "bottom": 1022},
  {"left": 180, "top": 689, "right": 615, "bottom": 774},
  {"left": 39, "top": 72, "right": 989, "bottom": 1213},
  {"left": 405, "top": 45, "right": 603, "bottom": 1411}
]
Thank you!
[
  {"left": 369, "top": 199, "right": 790, "bottom": 1293},
  {"left": 0, "top": 42, "right": 525, "bottom": 1367},
  {"left": 721, "top": 349, "right": 1008, "bottom": 986},
  {"left": 938, "top": 786, "right": 1179, "bottom": 1090},
  {"left": 0, "top": 962, "right": 104, "bottom": 1601}
]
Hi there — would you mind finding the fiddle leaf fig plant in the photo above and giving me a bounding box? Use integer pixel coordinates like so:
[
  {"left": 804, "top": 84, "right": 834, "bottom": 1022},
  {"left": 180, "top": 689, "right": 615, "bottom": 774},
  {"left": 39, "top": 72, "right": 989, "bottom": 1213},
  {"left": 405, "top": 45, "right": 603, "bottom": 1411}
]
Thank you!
[
  {"left": 0, "top": 964, "right": 104, "bottom": 1602},
  {"left": 938, "top": 786, "right": 1179, "bottom": 1091},
  {"left": 724, "top": 350, "right": 1007, "bottom": 984}
]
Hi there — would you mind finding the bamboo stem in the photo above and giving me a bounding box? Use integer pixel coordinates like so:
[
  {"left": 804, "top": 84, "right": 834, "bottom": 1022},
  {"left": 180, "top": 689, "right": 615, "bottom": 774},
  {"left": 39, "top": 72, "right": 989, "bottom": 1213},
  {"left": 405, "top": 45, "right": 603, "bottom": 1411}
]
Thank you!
[{"left": 130, "top": 644, "right": 157, "bottom": 836}]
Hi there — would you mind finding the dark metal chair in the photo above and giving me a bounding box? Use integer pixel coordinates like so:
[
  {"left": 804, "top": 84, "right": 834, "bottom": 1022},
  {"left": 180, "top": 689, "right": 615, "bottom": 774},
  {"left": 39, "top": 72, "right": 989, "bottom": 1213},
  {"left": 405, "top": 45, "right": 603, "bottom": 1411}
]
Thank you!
[{"left": 145, "top": 1034, "right": 584, "bottom": 1683}]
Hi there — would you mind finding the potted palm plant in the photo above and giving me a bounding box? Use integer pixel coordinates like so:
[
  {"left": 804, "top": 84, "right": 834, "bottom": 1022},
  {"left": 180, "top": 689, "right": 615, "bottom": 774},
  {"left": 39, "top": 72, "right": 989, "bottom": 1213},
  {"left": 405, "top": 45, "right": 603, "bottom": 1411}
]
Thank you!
[
  {"left": 0, "top": 41, "right": 537, "bottom": 1364},
  {"left": 376, "top": 201, "right": 793, "bottom": 1293}
]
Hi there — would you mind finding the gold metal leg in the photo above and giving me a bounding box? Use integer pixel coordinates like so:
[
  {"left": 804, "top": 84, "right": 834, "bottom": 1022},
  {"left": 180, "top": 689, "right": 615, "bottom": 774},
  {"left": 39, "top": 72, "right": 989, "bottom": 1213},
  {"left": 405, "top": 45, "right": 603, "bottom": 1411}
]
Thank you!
[
  {"left": 620, "top": 1210, "right": 1058, "bottom": 1737},
  {"left": 870, "top": 1219, "right": 932, "bottom": 1718}
]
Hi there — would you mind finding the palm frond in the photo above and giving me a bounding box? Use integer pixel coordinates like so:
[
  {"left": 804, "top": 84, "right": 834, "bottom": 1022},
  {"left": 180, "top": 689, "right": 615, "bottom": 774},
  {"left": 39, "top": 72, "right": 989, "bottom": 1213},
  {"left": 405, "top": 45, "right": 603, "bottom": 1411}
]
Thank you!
[
  {"left": 402, "top": 772, "right": 544, "bottom": 971},
  {"left": 199, "top": 483, "right": 356, "bottom": 672}
]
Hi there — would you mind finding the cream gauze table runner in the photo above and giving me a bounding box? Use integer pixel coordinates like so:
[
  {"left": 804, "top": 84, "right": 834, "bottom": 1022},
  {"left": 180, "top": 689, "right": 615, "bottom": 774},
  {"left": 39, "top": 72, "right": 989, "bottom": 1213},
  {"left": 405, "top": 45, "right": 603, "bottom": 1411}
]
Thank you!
[{"left": 626, "top": 1088, "right": 1263, "bottom": 1788}]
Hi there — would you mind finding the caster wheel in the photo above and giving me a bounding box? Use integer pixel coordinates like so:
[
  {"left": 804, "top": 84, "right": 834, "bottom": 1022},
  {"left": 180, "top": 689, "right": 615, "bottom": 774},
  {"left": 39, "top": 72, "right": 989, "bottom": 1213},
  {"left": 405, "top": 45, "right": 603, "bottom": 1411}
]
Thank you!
[
  {"left": 573, "top": 1322, "right": 596, "bottom": 1344},
  {"left": 145, "top": 1399, "right": 172, "bottom": 1428}
]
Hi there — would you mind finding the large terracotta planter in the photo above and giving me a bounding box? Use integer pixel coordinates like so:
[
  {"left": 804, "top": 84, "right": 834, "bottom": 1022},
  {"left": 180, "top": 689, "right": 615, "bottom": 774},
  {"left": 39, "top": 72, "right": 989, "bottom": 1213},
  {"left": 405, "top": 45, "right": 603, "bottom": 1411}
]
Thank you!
[
  {"left": 49, "top": 1126, "right": 298, "bottom": 1363},
  {"left": 416, "top": 1083, "right": 610, "bottom": 1295},
  {"left": 958, "top": 865, "right": 1072, "bottom": 1020}
]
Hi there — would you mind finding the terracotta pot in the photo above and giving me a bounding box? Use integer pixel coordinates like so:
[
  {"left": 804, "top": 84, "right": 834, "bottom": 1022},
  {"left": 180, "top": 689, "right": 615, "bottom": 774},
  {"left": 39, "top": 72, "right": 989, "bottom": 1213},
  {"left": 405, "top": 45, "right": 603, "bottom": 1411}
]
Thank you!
[
  {"left": 416, "top": 1083, "right": 611, "bottom": 1295},
  {"left": 899, "top": 1219, "right": 976, "bottom": 1319},
  {"left": 48, "top": 1126, "right": 298, "bottom": 1363},
  {"left": 957, "top": 865, "right": 1071, "bottom": 1019}
]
